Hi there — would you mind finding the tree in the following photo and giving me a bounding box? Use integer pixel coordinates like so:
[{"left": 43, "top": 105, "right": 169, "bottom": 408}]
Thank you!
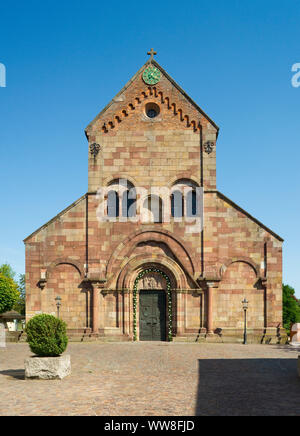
[
  {"left": 282, "top": 284, "right": 300, "bottom": 332},
  {"left": 14, "top": 274, "right": 25, "bottom": 315},
  {"left": 0, "top": 264, "right": 25, "bottom": 315},
  {"left": 0, "top": 273, "right": 20, "bottom": 314},
  {"left": 0, "top": 263, "right": 16, "bottom": 280}
]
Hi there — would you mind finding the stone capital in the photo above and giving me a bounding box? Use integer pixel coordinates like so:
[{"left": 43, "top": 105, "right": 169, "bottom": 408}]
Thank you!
[
  {"left": 91, "top": 279, "right": 107, "bottom": 289},
  {"left": 259, "top": 276, "right": 267, "bottom": 287},
  {"left": 206, "top": 281, "right": 220, "bottom": 289},
  {"left": 198, "top": 276, "right": 220, "bottom": 289}
]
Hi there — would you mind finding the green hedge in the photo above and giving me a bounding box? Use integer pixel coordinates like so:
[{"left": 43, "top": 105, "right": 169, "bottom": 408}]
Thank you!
[{"left": 25, "top": 314, "right": 68, "bottom": 357}]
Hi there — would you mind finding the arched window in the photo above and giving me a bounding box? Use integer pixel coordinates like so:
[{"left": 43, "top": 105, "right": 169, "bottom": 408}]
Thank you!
[
  {"left": 122, "top": 188, "right": 136, "bottom": 218},
  {"left": 186, "top": 190, "right": 197, "bottom": 217},
  {"left": 144, "top": 195, "right": 163, "bottom": 223},
  {"left": 171, "top": 179, "right": 200, "bottom": 218},
  {"left": 107, "top": 190, "right": 119, "bottom": 217},
  {"left": 171, "top": 191, "right": 183, "bottom": 218},
  {"left": 107, "top": 179, "right": 136, "bottom": 219}
]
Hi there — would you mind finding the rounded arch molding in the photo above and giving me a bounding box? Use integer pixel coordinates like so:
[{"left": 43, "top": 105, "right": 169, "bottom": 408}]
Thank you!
[
  {"left": 115, "top": 254, "right": 188, "bottom": 290},
  {"left": 102, "top": 174, "right": 138, "bottom": 188},
  {"left": 106, "top": 229, "right": 196, "bottom": 281},
  {"left": 219, "top": 257, "right": 260, "bottom": 282},
  {"left": 46, "top": 258, "right": 83, "bottom": 278},
  {"left": 169, "top": 175, "right": 200, "bottom": 187}
]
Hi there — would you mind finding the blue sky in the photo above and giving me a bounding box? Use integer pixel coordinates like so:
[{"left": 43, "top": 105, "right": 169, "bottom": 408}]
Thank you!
[{"left": 0, "top": 0, "right": 299, "bottom": 295}]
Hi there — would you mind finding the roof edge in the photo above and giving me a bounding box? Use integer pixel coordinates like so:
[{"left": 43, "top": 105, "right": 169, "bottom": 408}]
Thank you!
[
  {"left": 23, "top": 194, "right": 87, "bottom": 243},
  {"left": 215, "top": 191, "right": 284, "bottom": 242},
  {"left": 85, "top": 60, "right": 152, "bottom": 135},
  {"left": 151, "top": 60, "right": 219, "bottom": 133},
  {"left": 85, "top": 59, "right": 220, "bottom": 136}
]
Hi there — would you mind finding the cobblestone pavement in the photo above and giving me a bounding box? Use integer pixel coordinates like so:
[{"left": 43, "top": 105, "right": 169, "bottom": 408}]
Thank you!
[{"left": 0, "top": 342, "right": 300, "bottom": 416}]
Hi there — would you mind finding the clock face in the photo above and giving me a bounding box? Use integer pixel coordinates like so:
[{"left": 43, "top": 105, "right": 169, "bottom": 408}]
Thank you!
[{"left": 142, "top": 66, "right": 161, "bottom": 85}]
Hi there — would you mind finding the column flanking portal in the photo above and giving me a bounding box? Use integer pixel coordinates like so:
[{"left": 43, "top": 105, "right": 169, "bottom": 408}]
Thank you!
[
  {"left": 205, "top": 279, "right": 220, "bottom": 336},
  {"left": 91, "top": 280, "right": 106, "bottom": 334},
  {"left": 92, "top": 285, "right": 99, "bottom": 333}
]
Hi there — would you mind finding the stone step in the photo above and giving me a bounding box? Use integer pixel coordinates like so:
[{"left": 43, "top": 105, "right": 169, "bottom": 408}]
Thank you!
[
  {"left": 5, "top": 332, "right": 26, "bottom": 343},
  {"left": 68, "top": 336, "right": 98, "bottom": 342},
  {"left": 66, "top": 329, "right": 92, "bottom": 335},
  {"left": 98, "top": 336, "right": 130, "bottom": 342}
]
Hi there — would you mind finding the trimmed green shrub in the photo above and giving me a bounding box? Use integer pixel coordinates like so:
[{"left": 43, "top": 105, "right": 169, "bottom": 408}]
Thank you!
[
  {"left": 25, "top": 314, "right": 68, "bottom": 357},
  {"left": 0, "top": 273, "right": 20, "bottom": 314}
]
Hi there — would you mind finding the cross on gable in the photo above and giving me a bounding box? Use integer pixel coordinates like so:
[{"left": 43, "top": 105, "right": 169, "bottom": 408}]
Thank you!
[{"left": 147, "top": 48, "right": 157, "bottom": 61}]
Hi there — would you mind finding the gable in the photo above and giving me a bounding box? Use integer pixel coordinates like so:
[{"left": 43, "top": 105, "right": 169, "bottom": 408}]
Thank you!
[
  {"left": 85, "top": 60, "right": 219, "bottom": 139},
  {"left": 24, "top": 195, "right": 86, "bottom": 243},
  {"left": 217, "top": 191, "right": 283, "bottom": 242}
]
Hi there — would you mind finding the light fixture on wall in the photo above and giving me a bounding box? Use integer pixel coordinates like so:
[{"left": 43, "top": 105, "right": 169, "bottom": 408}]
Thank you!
[{"left": 55, "top": 296, "right": 62, "bottom": 319}]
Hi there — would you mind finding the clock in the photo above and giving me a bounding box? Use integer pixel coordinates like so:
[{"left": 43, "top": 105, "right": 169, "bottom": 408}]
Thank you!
[{"left": 142, "top": 66, "right": 161, "bottom": 85}]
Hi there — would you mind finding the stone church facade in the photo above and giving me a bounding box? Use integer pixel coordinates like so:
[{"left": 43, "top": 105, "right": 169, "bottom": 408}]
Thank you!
[{"left": 24, "top": 53, "right": 286, "bottom": 343}]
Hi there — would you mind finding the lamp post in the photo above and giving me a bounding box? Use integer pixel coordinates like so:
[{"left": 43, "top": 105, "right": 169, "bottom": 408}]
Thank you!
[
  {"left": 242, "top": 298, "right": 249, "bottom": 345},
  {"left": 55, "top": 296, "right": 62, "bottom": 319}
]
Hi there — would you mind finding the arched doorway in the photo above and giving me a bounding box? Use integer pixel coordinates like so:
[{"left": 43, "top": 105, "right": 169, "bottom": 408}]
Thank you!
[{"left": 133, "top": 268, "right": 172, "bottom": 342}]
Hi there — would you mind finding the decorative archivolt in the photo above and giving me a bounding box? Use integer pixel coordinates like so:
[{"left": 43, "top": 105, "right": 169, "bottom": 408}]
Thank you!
[
  {"left": 100, "top": 86, "right": 200, "bottom": 134},
  {"left": 46, "top": 259, "right": 83, "bottom": 277},
  {"left": 219, "top": 258, "right": 260, "bottom": 279}
]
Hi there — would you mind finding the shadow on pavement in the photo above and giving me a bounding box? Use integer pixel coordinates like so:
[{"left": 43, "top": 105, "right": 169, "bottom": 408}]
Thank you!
[
  {"left": 0, "top": 369, "right": 25, "bottom": 380},
  {"left": 196, "top": 358, "right": 300, "bottom": 416}
]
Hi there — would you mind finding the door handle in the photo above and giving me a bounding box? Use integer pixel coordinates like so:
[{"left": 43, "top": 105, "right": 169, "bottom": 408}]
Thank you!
[{"left": 146, "top": 319, "right": 157, "bottom": 325}]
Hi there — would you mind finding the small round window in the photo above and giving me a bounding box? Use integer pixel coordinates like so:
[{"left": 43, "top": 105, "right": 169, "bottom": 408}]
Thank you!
[{"left": 145, "top": 103, "right": 160, "bottom": 119}]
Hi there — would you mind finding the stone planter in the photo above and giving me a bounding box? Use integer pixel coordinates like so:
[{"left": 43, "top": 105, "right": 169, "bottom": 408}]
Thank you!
[
  {"left": 290, "top": 323, "right": 300, "bottom": 347},
  {"left": 25, "top": 354, "right": 71, "bottom": 380}
]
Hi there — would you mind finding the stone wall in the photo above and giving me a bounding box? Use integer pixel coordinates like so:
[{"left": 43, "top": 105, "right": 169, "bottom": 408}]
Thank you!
[
  {"left": 45, "top": 263, "right": 89, "bottom": 328},
  {"left": 25, "top": 197, "right": 87, "bottom": 326},
  {"left": 215, "top": 262, "right": 264, "bottom": 329}
]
